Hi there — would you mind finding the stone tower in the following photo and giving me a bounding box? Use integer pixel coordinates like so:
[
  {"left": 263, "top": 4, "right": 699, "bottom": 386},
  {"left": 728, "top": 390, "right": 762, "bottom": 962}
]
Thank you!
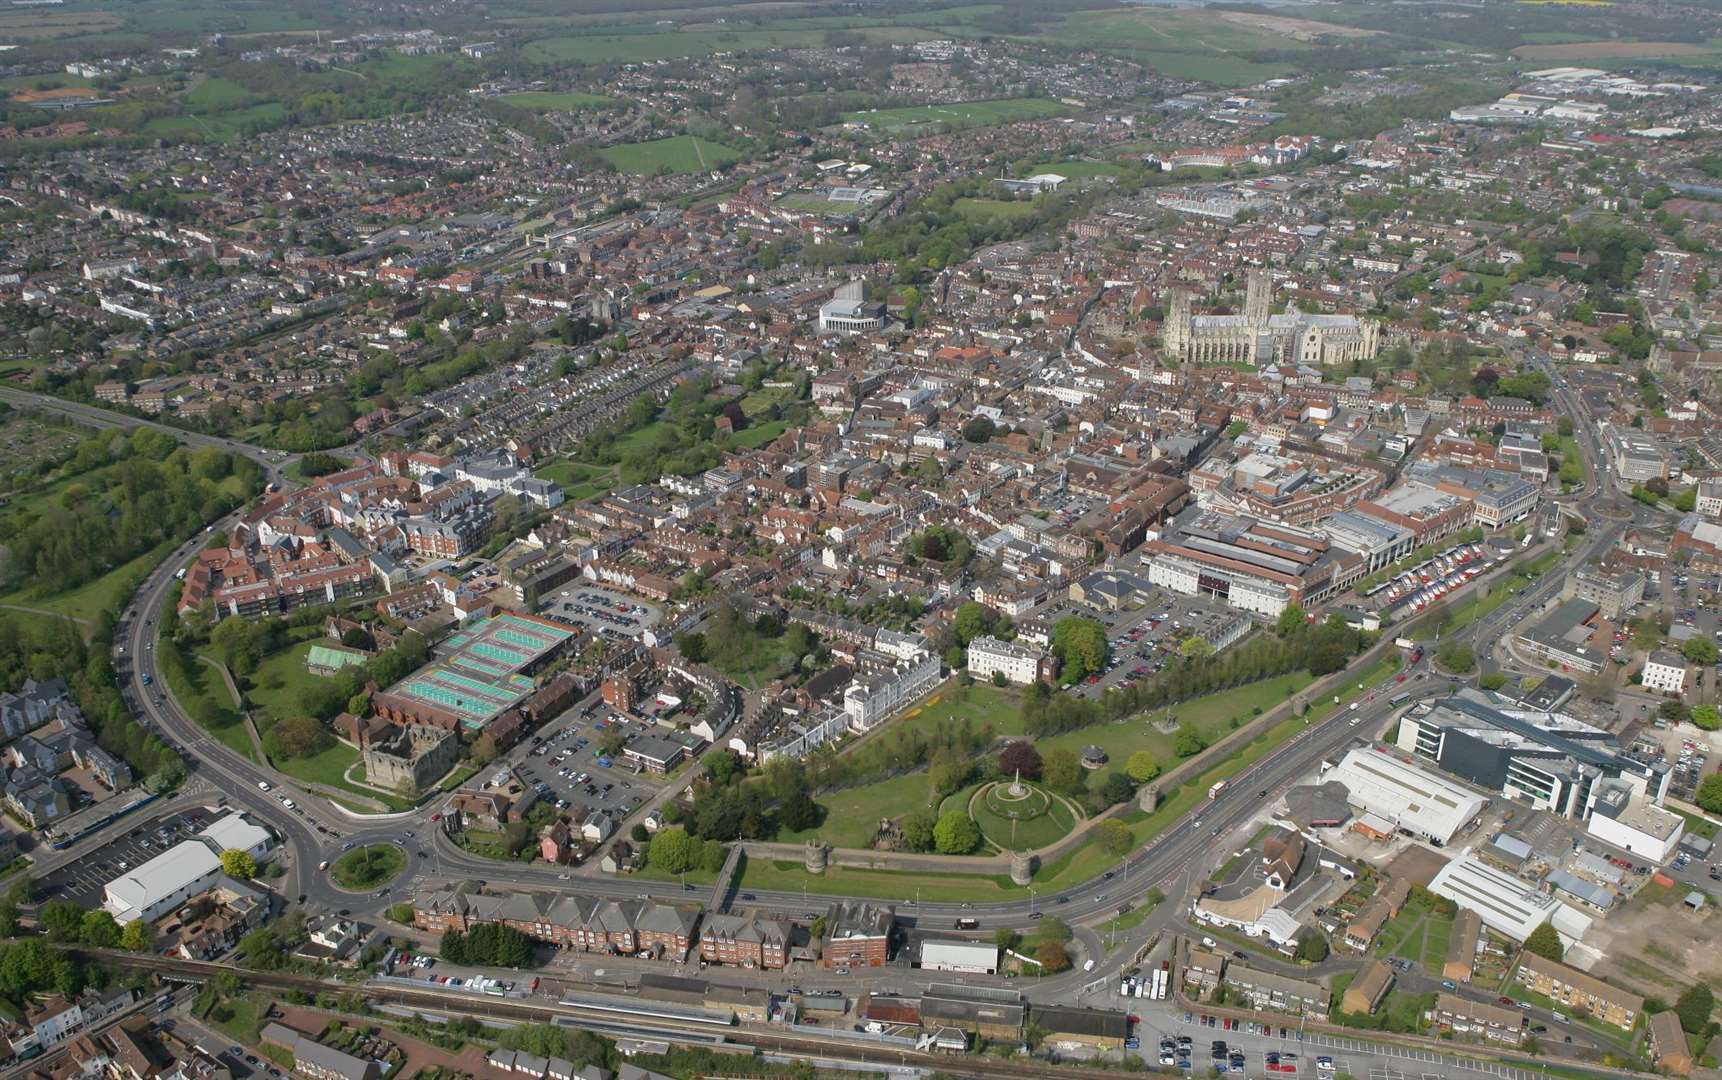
[
  {"left": 1010, "top": 850, "right": 1035, "bottom": 886},
  {"left": 804, "top": 840, "right": 829, "bottom": 875},
  {"left": 1161, "top": 288, "right": 1191, "bottom": 359},
  {"left": 1243, "top": 267, "right": 1271, "bottom": 329}
]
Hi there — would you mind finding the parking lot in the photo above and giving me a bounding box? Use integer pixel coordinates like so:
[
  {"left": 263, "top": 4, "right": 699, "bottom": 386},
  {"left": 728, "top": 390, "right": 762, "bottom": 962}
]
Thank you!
[
  {"left": 39, "top": 806, "right": 221, "bottom": 906},
  {"left": 1070, "top": 590, "right": 1244, "bottom": 698},
  {"left": 541, "top": 584, "right": 663, "bottom": 643},
  {"left": 514, "top": 696, "right": 670, "bottom": 831}
]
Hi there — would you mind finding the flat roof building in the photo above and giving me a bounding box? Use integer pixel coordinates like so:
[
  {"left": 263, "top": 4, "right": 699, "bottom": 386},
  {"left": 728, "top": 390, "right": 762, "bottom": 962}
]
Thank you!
[
  {"left": 1396, "top": 693, "right": 1671, "bottom": 819},
  {"left": 372, "top": 613, "right": 574, "bottom": 732},
  {"left": 919, "top": 939, "right": 999, "bottom": 974},
  {"left": 1516, "top": 598, "right": 1605, "bottom": 676},
  {"left": 1143, "top": 508, "right": 1342, "bottom": 618},
  {"left": 1428, "top": 855, "right": 1588, "bottom": 943},
  {"left": 1321, "top": 746, "right": 1487, "bottom": 846}
]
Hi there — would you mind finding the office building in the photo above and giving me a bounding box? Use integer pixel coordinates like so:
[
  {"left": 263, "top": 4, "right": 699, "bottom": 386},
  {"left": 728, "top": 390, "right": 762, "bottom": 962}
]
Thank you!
[
  {"left": 965, "top": 635, "right": 1047, "bottom": 685},
  {"left": 1396, "top": 693, "right": 1671, "bottom": 818},
  {"left": 1641, "top": 652, "right": 1689, "bottom": 696},
  {"left": 1562, "top": 567, "right": 1645, "bottom": 622}
]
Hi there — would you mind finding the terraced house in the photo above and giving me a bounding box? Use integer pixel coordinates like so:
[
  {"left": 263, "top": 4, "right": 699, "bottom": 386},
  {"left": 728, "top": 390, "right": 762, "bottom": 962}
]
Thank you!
[
  {"left": 414, "top": 885, "right": 699, "bottom": 961},
  {"left": 1513, "top": 952, "right": 1643, "bottom": 1030}
]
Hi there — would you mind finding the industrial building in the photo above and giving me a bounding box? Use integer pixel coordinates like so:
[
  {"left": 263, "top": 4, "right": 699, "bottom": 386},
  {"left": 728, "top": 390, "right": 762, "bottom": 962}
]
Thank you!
[
  {"left": 1395, "top": 693, "right": 1671, "bottom": 819},
  {"left": 1320, "top": 746, "right": 1487, "bottom": 846},
  {"left": 1427, "top": 855, "right": 1591, "bottom": 943},
  {"left": 1586, "top": 778, "right": 1684, "bottom": 864}
]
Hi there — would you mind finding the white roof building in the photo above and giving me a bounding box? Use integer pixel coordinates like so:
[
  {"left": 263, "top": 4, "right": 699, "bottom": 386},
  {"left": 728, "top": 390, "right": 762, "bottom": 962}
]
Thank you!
[
  {"left": 102, "top": 840, "right": 221, "bottom": 925},
  {"left": 1321, "top": 746, "right": 1487, "bottom": 845},
  {"left": 198, "top": 813, "right": 274, "bottom": 861},
  {"left": 1428, "top": 854, "right": 1592, "bottom": 943},
  {"left": 920, "top": 939, "right": 999, "bottom": 974}
]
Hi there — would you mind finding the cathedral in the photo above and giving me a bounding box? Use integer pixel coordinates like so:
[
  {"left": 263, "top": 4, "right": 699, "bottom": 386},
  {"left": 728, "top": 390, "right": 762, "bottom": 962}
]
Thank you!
[{"left": 1161, "top": 269, "right": 1379, "bottom": 367}]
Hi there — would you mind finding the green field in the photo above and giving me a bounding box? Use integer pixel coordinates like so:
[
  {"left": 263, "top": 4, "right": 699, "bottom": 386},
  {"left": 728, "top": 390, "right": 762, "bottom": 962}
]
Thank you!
[
  {"left": 779, "top": 772, "right": 938, "bottom": 848},
  {"left": 969, "top": 782, "right": 1081, "bottom": 852},
  {"left": 183, "top": 75, "right": 259, "bottom": 110},
  {"left": 243, "top": 638, "right": 330, "bottom": 725},
  {"left": 953, "top": 197, "right": 1038, "bottom": 221},
  {"left": 1022, "top": 8, "right": 1305, "bottom": 83},
  {"left": 0, "top": 538, "right": 172, "bottom": 625},
  {"left": 1374, "top": 900, "right": 1455, "bottom": 975},
  {"left": 840, "top": 96, "right": 1069, "bottom": 132},
  {"left": 737, "top": 857, "right": 1022, "bottom": 903},
  {"left": 523, "top": 26, "right": 933, "bottom": 64},
  {"left": 330, "top": 844, "right": 405, "bottom": 890},
  {"left": 163, "top": 644, "right": 256, "bottom": 764},
  {"left": 1035, "top": 672, "right": 1316, "bottom": 789},
  {"left": 891, "top": 683, "right": 1027, "bottom": 741},
  {"left": 724, "top": 419, "right": 790, "bottom": 451},
  {"left": 500, "top": 91, "right": 615, "bottom": 111},
  {"left": 598, "top": 135, "right": 744, "bottom": 174},
  {"left": 532, "top": 459, "right": 616, "bottom": 502}
]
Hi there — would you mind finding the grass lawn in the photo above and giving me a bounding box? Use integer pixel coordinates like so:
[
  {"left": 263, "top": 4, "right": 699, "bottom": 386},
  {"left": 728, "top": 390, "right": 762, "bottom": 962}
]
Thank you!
[
  {"left": 1033, "top": 672, "right": 1315, "bottom": 788},
  {"left": 723, "top": 419, "right": 789, "bottom": 451},
  {"left": 184, "top": 76, "right": 258, "bottom": 110},
  {"left": 500, "top": 90, "right": 614, "bottom": 110},
  {"left": 331, "top": 844, "right": 405, "bottom": 890},
  {"left": 1374, "top": 903, "right": 1455, "bottom": 974},
  {"left": 597, "top": 135, "right": 744, "bottom": 174},
  {"left": 1671, "top": 807, "right": 1719, "bottom": 840},
  {"left": 0, "top": 538, "right": 174, "bottom": 624},
  {"left": 244, "top": 639, "right": 332, "bottom": 724},
  {"left": 708, "top": 631, "right": 797, "bottom": 690},
  {"left": 782, "top": 772, "right": 936, "bottom": 848},
  {"left": 953, "top": 197, "right": 1038, "bottom": 221},
  {"left": 889, "top": 682, "right": 1028, "bottom": 741},
  {"left": 159, "top": 642, "right": 256, "bottom": 763},
  {"left": 207, "top": 995, "right": 262, "bottom": 1045},
  {"left": 633, "top": 861, "right": 719, "bottom": 887},
  {"left": 1419, "top": 570, "right": 1534, "bottom": 640},
  {"left": 274, "top": 738, "right": 414, "bottom": 809},
  {"left": 970, "top": 782, "right": 1080, "bottom": 852}
]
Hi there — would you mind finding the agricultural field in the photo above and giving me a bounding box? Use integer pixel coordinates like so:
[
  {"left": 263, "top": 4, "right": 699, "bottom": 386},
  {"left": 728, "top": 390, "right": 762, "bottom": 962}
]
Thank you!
[
  {"left": 0, "top": 413, "right": 79, "bottom": 496},
  {"left": 839, "top": 96, "right": 1068, "bottom": 133},
  {"left": 499, "top": 90, "right": 616, "bottom": 111},
  {"left": 0, "top": 10, "right": 124, "bottom": 40},
  {"left": 597, "top": 135, "right": 744, "bottom": 174},
  {"left": 1021, "top": 8, "right": 1307, "bottom": 83},
  {"left": 1510, "top": 39, "right": 1711, "bottom": 58}
]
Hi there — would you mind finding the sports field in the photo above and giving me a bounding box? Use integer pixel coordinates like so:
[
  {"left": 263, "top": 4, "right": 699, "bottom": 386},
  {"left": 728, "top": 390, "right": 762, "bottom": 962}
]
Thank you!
[
  {"left": 953, "top": 197, "right": 1038, "bottom": 221},
  {"left": 840, "top": 97, "right": 1068, "bottom": 132},
  {"left": 597, "top": 135, "right": 743, "bottom": 174}
]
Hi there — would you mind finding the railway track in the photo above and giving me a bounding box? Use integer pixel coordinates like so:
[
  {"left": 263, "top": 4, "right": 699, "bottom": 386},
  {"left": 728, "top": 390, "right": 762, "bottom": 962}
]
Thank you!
[{"left": 82, "top": 950, "right": 1150, "bottom": 1080}]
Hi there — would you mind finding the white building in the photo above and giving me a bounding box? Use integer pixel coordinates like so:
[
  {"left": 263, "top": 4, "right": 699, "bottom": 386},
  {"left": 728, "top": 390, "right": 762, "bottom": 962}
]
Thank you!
[
  {"left": 1586, "top": 781, "right": 1684, "bottom": 864},
  {"left": 102, "top": 812, "right": 271, "bottom": 924},
  {"left": 966, "top": 635, "right": 1044, "bottom": 685},
  {"left": 103, "top": 840, "right": 222, "bottom": 925},
  {"left": 1321, "top": 746, "right": 1487, "bottom": 846},
  {"left": 844, "top": 650, "right": 941, "bottom": 731},
  {"left": 920, "top": 939, "right": 999, "bottom": 974},
  {"left": 818, "top": 280, "right": 887, "bottom": 335},
  {"left": 1641, "top": 652, "right": 1689, "bottom": 696},
  {"left": 1427, "top": 854, "right": 1590, "bottom": 943}
]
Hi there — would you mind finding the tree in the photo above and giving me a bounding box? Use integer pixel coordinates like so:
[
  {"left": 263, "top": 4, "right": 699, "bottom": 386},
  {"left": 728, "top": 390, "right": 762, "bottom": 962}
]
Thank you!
[
  {"left": 39, "top": 901, "right": 83, "bottom": 943},
  {"left": 220, "top": 849, "right": 257, "bottom": 880},
  {"left": 1523, "top": 921, "right": 1564, "bottom": 963},
  {"left": 1691, "top": 704, "right": 1721, "bottom": 732},
  {"left": 961, "top": 416, "right": 996, "bottom": 443},
  {"left": 676, "top": 631, "right": 708, "bottom": 663},
  {"left": 80, "top": 910, "right": 121, "bottom": 948},
  {"left": 1179, "top": 636, "right": 1214, "bottom": 660},
  {"left": 1276, "top": 603, "right": 1307, "bottom": 637},
  {"left": 933, "top": 810, "right": 981, "bottom": 854},
  {"left": 1125, "top": 751, "right": 1160, "bottom": 783},
  {"left": 1093, "top": 818, "right": 1133, "bottom": 857},
  {"left": 1042, "top": 747, "right": 1083, "bottom": 791},
  {"left": 1172, "top": 724, "right": 1208, "bottom": 758},
  {"left": 1435, "top": 642, "right": 1475, "bottom": 674},
  {"left": 953, "top": 601, "right": 992, "bottom": 646},
  {"left": 647, "top": 827, "right": 698, "bottom": 874},
  {"left": 1698, "top": 772, "right": 1722, "bottom": 814},
  {"left": 1034, "top": 940, "right": 1072, "bottom": 973},
  {"left": 927, "top": 747, "right": 972, "bottom": 796},
  {"left": 119, "top": 919, "right": 153, "bottom": 952},
  {"left": 1296, "top": 934, "right": 1329, "bottom": 963},
  {"left": 1051, "top": 616, "right": 1108, "bottom": 682},
  {"left": 704, "top": 749, "right": 743, "bottom": 786},
  {"left": 1682, "top": 637, "right": 1719, "bottom": 665},
  {"left": 780, "top": 789, "right": 821, "bottom": 832},
  {"left": 1099, "top": 772, "right": 1135, "bottom": 806},
  {"left": 1675, "top": 983, "right": 1714, "bottom": 1034},
  {"left": 998, "top": 740, "right": 1043, "bottom": 780},
  {"left": 899, "top": 810, "right": 936, "bottom": 852}
]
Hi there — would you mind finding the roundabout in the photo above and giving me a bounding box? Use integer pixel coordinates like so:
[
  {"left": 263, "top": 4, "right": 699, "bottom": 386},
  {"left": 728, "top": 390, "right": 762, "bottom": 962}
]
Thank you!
[{"left": 329, "top": 843, "right": 406, "bottom": 892}]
